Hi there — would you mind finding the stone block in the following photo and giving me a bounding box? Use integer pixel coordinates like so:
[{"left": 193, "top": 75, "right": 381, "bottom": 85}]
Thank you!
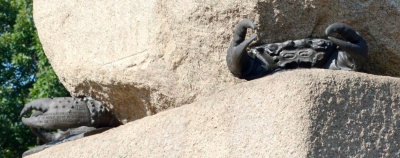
[{"left": 26, "top": 70, "right": 400, "bottom": 157}]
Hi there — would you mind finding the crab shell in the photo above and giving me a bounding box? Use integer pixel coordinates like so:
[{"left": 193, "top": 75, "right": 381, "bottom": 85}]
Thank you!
[{"left": 226, "top": 19, "right": 368, "bottom": 78}]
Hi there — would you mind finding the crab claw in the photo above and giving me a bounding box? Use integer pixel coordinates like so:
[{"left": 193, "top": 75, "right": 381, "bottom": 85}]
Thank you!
[
  {"left": 325, "top": 23, "right": 368, "bottom": 67},
  {"left": 20, "top": 98, "right": 51, "bottom": 116},
  {"left": 227, "top": 19, "right": 258, "bottom": 77},
  {"left": 21, "top": 97, "right": 91, "bottom": 130}
]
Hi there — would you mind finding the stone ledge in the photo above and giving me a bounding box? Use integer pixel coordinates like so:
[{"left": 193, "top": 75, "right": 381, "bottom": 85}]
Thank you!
[{"left": 27, "top": 69, "right": 400, "bottom": 157}]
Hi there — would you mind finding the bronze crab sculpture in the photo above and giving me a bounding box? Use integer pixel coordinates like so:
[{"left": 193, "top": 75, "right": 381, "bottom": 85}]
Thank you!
[{"left": 227, "top": 19, "right": 368, "bottom": 80}]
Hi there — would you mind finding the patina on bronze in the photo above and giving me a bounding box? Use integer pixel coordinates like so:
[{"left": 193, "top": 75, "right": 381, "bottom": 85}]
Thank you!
[
  {"left": 20, "top": 97, "right": 120, "bottom": 156},
  {"left": 20, "top": 97, "right": 119, "bottom": 131},
  {"left": 227, "top": 19, "right": 368, "bottom": 80}
]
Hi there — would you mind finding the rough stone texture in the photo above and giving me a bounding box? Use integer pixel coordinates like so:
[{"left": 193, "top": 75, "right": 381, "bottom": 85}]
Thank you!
[
  {"left": 26, "top": 70, "right": 400, "bottom": 157},
  {"left": 33, "top": 0, "right": 400, "bottom": 122}
]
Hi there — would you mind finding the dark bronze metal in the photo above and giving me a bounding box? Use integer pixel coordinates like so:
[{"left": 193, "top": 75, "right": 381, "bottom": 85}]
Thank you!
[
  {"left": 227, "top": 19, "right": 368, "bottom": 80},
  {"left": 20, "top": 97, "right": 120, "bottom": 157}
]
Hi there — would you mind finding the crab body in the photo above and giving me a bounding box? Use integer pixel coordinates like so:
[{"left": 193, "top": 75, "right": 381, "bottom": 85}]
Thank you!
[{"left": 227, "top": 19, "right": 368, "bottom": 80}]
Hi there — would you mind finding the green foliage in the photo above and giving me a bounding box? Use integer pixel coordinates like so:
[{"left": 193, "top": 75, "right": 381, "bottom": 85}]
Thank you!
[{"left": 0, "top": 0, "right": 69, "bottom": 157}]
